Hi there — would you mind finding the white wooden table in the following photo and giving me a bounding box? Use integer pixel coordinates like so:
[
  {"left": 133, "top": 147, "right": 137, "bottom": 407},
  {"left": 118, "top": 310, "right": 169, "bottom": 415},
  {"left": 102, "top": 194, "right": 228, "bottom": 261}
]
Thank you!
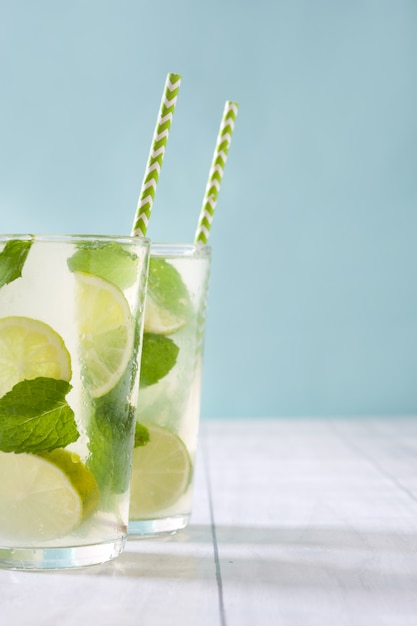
[{"left": 1, "top": 418, "right": 417, "bottom": 625}]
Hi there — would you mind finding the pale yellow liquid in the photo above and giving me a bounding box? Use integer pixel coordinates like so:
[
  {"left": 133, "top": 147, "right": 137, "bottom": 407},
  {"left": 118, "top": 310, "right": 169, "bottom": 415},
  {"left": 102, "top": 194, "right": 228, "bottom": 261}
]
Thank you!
[
  {"left": 129, "top": 250, "right": 210, "bottom": 534},
  {"left": 0, "top": 236, "right": 147, "bottom": 566}
]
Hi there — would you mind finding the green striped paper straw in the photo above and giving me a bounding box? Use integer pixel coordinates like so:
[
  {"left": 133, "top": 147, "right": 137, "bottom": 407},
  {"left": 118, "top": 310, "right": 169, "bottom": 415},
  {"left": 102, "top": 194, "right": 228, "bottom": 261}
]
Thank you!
[
  {"left": 131, "top": 72, "right": 181, "bottom": 237},
  {"left": 194, "top": 100, "right": 239, "bottom": 244}
]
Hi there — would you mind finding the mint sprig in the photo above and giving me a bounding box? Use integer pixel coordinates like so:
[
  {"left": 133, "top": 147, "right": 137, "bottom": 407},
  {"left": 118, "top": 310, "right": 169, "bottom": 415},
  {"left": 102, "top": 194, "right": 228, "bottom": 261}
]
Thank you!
[
  {"left": 147, "top": 258, "right": 191, "bottom": 321},
  {"left": 0, "top": 239, "right": 33, "bottom": 288},
  {"left": 140, "top": 332, "right": 179, "bottom": 387},
  {"left": 134, "top": 422, "right": 150, "bottom": 447},
  {"left": 0, "top": 377, "right": 79, "bottom": 453},
  {"left": 86, "top": 321, "right": 143, "bottom": 495},
  {"left": 67, "top": 241, "right": 138, "bottom": 289},
  {"left": 86, "top": 368, "right": 137, "bottom": 494}
]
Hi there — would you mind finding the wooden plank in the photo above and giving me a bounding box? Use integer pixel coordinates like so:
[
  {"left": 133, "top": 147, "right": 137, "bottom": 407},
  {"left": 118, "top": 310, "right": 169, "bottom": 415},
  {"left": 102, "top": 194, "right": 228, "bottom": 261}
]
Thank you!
[{"left": 205, "top": 418, "right": 417, "bottom": 626}]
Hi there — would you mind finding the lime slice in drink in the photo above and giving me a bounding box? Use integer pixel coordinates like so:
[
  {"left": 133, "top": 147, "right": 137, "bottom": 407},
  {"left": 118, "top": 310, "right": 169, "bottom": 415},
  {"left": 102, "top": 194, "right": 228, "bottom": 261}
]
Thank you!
[
  {"left": 144, "top": 258, "right": 191, "bottom": 335},
  {"left": 129, "top": 425, "right": 192, "bottom": 518},
  {"left": 75, "top": 272, "right": 134, "bottom": 398},
  {"left": 0, "top": 448, "right": 99, "bottom": 541},
  {"left": 0, "top": 316, "right": 71, "bottom": 397}
]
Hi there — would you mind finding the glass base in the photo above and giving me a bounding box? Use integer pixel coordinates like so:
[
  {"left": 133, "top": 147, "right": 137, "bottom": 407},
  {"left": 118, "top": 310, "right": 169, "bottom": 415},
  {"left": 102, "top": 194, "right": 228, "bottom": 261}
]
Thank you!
[
  {"left": 0, "top": 537, "right": 126, "bottom": 570},
  {"left": 128, "top": 514, "right": 190, "bottom": 538}
]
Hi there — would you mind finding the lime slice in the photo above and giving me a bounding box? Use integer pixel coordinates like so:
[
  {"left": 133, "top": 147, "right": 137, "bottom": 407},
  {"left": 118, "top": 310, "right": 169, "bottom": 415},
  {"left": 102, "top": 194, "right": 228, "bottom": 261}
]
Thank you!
[
  {"left": 0, "top": 316, "right": 71, "bottom": 397},
  {"left": 144, "top": 296, "right": 187, "bottom": 336},
  {"left": 129, "top": 425, "right": 192, "bottom": 518},
  {"left": 75, "top": 272, "right": 134, "bottom": 398},
  {"left": 144, "top": 258, "right": 191, "bottom": 335},
  {"left": 0, "top": 448, "right": 99, "bottom": 541}
]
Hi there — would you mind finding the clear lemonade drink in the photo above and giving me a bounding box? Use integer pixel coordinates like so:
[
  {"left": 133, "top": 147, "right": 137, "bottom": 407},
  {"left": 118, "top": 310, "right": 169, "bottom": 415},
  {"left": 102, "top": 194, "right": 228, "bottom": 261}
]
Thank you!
[
  {"left": 0, "top": 234, "right": 149, "bottom": 569},
  {"left": 129, "top": 243, "right": 211, "bottom": 536}
]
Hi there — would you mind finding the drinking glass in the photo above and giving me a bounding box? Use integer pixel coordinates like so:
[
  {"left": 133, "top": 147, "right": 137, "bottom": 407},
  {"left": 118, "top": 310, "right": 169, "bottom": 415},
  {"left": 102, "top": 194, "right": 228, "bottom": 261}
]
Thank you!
[
  {"left": 0, "top": 234, "right": 150, "bottom": 569},
  {"left": 129, "top": 242, "right": 211, "bottom": 536}
]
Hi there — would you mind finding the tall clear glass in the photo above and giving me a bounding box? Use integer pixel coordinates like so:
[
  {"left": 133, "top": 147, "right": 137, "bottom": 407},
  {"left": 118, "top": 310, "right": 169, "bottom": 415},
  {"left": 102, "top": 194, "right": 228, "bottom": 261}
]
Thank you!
[
  {"left": 0, "top": 234, "right": 150, "bottom": 569},
  {"left": 129, "top": 243, "right": 211, "bottom": 536}
]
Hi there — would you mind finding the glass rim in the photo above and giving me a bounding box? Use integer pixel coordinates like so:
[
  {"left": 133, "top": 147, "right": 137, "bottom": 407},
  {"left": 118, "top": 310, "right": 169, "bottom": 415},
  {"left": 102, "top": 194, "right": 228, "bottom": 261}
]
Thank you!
[
  {"left": 0, "top": 234, "right": 151, "bottom": 246},
  {"left": 150, "top": 242, "right": 211, "bottom": 258}
]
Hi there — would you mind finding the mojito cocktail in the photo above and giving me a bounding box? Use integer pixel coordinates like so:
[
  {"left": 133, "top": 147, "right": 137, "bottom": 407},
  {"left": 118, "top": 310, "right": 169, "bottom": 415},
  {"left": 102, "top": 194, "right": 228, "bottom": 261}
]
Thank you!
[
  {"left": 0, "top": 234, "right": 149, "bottom": 569},
  {"left": 129, "top": 243, "right": 211, "bottom": 536}
]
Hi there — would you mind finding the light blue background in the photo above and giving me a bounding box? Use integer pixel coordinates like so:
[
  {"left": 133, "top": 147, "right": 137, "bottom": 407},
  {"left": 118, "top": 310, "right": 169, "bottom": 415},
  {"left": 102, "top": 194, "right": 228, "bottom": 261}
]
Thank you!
[{"left": 0, "top": 0, "right": 416, "bottom": 418}]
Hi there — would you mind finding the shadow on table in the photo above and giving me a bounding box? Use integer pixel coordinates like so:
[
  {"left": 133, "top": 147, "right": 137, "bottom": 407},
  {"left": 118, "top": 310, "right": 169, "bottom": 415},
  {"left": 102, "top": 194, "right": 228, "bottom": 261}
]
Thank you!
[
  {"left": 192, "top": 523, "right": 417, "bottom": 550},
  {"left": 88, "top": 523, "right": 417, "bottom": 590}
]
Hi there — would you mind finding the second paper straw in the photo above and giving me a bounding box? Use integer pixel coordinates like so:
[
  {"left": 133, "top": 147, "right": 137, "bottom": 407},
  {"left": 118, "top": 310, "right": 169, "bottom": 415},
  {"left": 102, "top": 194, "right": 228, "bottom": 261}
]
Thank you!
[
  {"left": 131, "top": 72, "right": 181, "bottom": 237},
  {"left": 194, "top": 101, "right": 239, "bottom": 244}
]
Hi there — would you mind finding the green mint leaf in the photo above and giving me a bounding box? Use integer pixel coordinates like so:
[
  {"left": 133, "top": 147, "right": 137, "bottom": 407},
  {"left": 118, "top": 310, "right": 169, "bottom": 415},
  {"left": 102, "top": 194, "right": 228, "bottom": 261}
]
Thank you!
[
  {"left": 86, "top": 368, "right": 136, "bottom": 494},
  {"left": 147, "top": 258, "right": 191, "bottom": 319},
  {"left": 0, "top": 377, "right": 79, "bottom": 453},
  {"left": 134, "top": 422, "right": 150, "bottom": 447},
  {"left": 67, "top": 241, "right": 138, "bottom": 289},
  {"left": 140, "top": 332, "right": 179, "bottom": 387},
  {"left": 86, "top": 403, "right": 135, "bottom": 495},
  {"left": 0, "top": 239, "right": 33, "bottom": 288}
]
